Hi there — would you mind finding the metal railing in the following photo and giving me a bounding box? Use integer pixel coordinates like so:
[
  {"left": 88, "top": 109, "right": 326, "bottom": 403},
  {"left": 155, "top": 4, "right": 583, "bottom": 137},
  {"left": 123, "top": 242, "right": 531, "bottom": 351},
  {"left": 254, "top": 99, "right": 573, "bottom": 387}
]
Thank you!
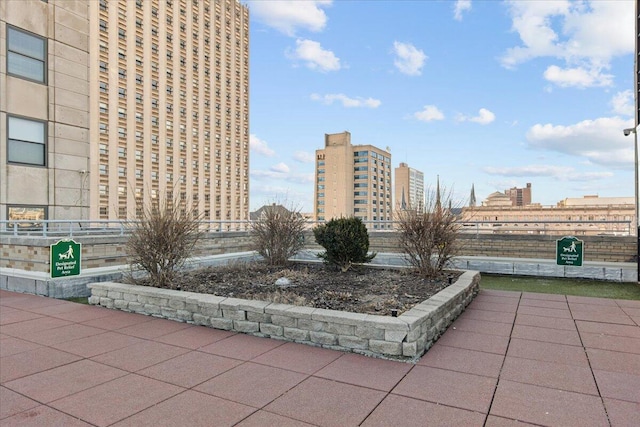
[{"left": 0, "top": 219, "right": 633, "bottom": 238}]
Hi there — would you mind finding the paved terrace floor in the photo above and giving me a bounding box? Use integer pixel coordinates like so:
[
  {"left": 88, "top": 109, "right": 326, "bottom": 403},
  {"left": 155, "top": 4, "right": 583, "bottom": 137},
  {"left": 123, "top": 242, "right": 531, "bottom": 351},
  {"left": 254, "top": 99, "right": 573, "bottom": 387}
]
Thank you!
[{"left": 1, "top": 289, "right": 639, "bottom": 427}]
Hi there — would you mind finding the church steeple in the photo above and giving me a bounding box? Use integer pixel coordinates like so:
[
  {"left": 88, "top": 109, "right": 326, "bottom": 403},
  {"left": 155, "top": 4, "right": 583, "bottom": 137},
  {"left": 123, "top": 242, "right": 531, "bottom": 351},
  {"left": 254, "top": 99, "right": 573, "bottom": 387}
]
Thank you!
[
  {"left": 435, "top": 175, "right": 442, "bottom": 211},
  {"left": 469, "top": 183, "right": 476, "bottom": 207}
]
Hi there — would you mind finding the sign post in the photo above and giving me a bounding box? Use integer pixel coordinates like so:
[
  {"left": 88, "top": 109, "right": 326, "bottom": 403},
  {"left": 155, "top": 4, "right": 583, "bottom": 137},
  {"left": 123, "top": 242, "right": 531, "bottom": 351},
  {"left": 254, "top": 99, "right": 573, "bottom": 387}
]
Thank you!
[
  {"left": 556, "top": 236, "right": 584, "bottom": 267},
  {"left": 50, "top": 239, "right": 81, "bottom": 278}
]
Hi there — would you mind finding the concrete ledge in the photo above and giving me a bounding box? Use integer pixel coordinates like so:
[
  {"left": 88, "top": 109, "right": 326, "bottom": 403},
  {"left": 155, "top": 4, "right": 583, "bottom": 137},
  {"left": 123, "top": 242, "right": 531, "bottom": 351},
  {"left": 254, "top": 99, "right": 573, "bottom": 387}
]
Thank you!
[{"left": 88, "top": 270, "right": 480, "bottom": 360}]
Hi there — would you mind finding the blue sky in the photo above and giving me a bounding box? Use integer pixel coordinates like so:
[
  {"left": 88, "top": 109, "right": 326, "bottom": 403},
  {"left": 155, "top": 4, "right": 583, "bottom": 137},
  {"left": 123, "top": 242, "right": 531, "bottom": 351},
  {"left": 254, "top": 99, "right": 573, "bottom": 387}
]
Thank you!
[{"left": 244, "top": 0, "right": 636, "bottom": 212}]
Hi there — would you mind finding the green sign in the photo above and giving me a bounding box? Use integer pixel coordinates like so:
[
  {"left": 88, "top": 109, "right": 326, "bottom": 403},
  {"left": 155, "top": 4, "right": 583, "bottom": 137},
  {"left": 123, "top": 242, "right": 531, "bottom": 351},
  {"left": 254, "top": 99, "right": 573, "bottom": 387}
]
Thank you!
[
  {"left": 50, "top": 239, "right": 81, "bottom": 278},
  {"left": 556, "top": 236, "right": 584, "bottom": 267}
]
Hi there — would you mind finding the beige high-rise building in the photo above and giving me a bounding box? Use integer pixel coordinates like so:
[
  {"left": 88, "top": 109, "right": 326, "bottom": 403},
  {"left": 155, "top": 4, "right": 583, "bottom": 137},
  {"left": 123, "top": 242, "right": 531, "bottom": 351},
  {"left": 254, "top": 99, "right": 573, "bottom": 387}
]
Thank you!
[
  {"left": 314, "top": 131, "right": 392, "bottom": 228},
  {"left": 394, "top": 162, "right": 424, "bottom": 213},
  {"left": 1, "top": 0, "right": 249, "bottom": 224}
]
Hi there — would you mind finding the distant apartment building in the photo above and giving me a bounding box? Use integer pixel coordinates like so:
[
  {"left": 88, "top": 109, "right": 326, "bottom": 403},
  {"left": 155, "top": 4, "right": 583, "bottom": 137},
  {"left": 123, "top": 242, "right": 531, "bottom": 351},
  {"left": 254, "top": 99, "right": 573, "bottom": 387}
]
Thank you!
[
  {"left": 505, "top": 183, "right": 532, "bottom": 206},
  {"left": 464, "top": 195, "right": 635, "bottom": 236},
  {"left": 1, "top": 0, "right": 249, "bottom": 224},
  {"left": 394, "top": 162, "right": 424, "bottom": 212},
  {"left": 314, "top": 132, "right": 392, "bottom": 228}
]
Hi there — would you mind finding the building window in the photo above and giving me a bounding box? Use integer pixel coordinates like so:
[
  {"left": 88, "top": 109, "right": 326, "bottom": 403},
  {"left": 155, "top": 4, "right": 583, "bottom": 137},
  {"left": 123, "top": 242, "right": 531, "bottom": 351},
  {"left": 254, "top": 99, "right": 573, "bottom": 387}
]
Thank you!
[
  {"left": 7, "top": 26, "right": 47, "bottom": 83},
  {"left": 7, "top": 116, "right": 46, "bottom": 166}
]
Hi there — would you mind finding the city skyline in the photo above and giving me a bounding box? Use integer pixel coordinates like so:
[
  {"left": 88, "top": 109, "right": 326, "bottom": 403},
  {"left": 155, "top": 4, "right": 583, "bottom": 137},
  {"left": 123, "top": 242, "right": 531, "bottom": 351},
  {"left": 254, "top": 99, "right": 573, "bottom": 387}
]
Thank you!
[{"left": 246, "top": 0, "right": 636, "bottom": 213}]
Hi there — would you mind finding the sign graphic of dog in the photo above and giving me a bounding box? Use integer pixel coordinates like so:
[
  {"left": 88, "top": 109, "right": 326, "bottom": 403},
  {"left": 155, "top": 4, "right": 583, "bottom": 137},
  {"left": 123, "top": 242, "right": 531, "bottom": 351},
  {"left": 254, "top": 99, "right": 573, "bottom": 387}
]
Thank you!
[{"left": 58, "top": 245, "right": 75, "bottom": 260}]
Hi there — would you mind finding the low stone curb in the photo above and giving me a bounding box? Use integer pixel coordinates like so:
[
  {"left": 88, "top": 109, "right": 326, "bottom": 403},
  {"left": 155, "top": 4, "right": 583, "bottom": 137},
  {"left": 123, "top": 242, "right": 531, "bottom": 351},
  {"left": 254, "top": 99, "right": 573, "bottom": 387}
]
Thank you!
[{"left": 87, "top": 270, "right": 480, "bottom": 360}]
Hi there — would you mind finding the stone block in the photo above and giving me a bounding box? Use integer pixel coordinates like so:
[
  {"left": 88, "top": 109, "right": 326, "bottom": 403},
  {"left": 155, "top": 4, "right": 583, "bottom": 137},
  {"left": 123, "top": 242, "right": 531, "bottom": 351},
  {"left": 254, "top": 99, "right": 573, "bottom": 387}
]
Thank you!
[
  {"left": 185, "top": 303, "right": 199, "bottom": 313},
  {"left": 137, "top": 295, "right": 148, "bottom": 305},
  {"left": 297, "top": 319, "right": 325, "bottom": 332},
  {"left": 222, "top": 309, "right": 246, "bottom": 321},
  {"left": 324, "top": 323, "right": 355, "bottom": 336},
  {"left": 169, "top": 299, "right": 186, "bottom": 310},
  {"left": 312, "top": 308, "right": 368, "bottom": 326},
  {"left": 107, "top": 291, "right": 123, "bottom": 300},
  {"left": 271, "top": 315, "right": 296, "bottom": 328},
  {"left": 201, "top": 306, "right": 222, "bottom": 317},
  {"left": 210, "top": 317, "right": 234, "bottom": 330},
  {"left": 369, "top": 340, "right": 402, "bottom": 356},
  {"left": 402, "top": 341, "right": 418, "bottom": 357},
  {"left": 285, "top": 306, "right": 316, "bottom": 319},
  {"left": 265, "top": 302, "right": 294, "bottom": 316},
  {"left": 247, "top": 312, "right": 271, "bottom": 323},
  {"left": 284, "top": 327, "right": 310, "bottom": 341},
  {"left": 88, "top": 295, "right": 100, "bottom": 305},
  {"left": 406, "top": 326, "right": 422, "bottom": 342},
  {"left": 144, "top": 304, "right": 161, "bottom": 315},
  {"left": 177, "top": 310, "right": 192, "bottom": 322},
  {"left": 237, "top": 299, "right": 270, "bottom": 313},
  {"left": 91, "top": 288, "right": 108, "bottom": 297},
  {"left": 385, "top": 329, "right": 408, "bottom": 343},
  {"left": 161, "top": 307, "right": 177, "bottom": 319},
  {"left": 310, "top": 331, "right": 337, "bottom": 346},
  {"left": 123, "top": 293, "right": 138, "bottom": 302},
  {"left": 192, "top": 313, "right": 210, "bottom": 326},
  {"left": 355, "top": 325, "right": 385, "bottom": 340},
  {"left": 114, "top": 300, "right": 128, "bottom": 310},
  {"left": 99, "top": 297, "right": 114, "bottom": 308},
  {"left": 128, "top": 301, "right": 143, "bottom": 313},
  {"left": 260, "top": 323, "right": 284, "bottom": 336},
  {"left": 338, "top": 335, "right": 368, "bottom": 350},
  {"left": 234, "top": 320, "right": 260, "bottom": 333}
]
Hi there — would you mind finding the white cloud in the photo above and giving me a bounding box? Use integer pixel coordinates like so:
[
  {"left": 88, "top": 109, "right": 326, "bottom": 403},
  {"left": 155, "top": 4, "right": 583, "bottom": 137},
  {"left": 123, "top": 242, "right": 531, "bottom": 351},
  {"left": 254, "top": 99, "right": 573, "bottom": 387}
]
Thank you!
[
  {"left": 248, "top": 0, "right": 332, "bottom": 36},
  {"left": 458, "top": 108, "right": 495, "bottom": 125},
  {"left": 611, "top": 90, "right": 634, "bottom": 117},
  {"left": 414, "top": 105, "right": 444, "bottom": 122},
  {"left": 483, "top": 165, "right": 613, "bottom": 181},
  {"left": 543, "top": 65, "right": 613, "bottom": 88},
  {"left": 270, "top": 162, "right": 290, "bottom": 173},
  {"left": 454, "top": 0, "right": 472, "bottom": 21},
  {"left": 287, "top": 39, "right": 341, "bottom": 72},
  {"left": 526, "top": 116, "right": 635, "bottom": 168},
  {"left": 392, "top": 41, "right": 427, "bottom": 76},
  {"left": 249, "top": 134, "right": 275, "bottom": 157},
  {"left": 501, "top": 1, "right": 634, "bottom": 87},
  {"left": 293, "top": 151, "right": 315, "bottom": 163},
  {"left": 310, "top": 93, "right": 381, "bottom": 108}
]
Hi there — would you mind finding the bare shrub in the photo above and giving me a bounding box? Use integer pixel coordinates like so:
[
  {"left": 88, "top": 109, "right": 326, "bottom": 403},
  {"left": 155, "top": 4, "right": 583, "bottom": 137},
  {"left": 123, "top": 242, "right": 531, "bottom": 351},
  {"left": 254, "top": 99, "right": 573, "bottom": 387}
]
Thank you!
[
  {"left": 396, "top": 186, "right": 461, "bottom": 278},
  {"left": 126, "top": 193, "right": 202, "bottom": 288},
  {"left": 251, "top": 203, "right": 306, "bottom": 266}
]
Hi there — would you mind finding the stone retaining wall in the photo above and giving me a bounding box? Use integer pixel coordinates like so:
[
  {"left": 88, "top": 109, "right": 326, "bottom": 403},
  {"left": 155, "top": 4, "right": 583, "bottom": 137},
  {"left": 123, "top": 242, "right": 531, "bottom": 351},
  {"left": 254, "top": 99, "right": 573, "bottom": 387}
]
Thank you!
[{"left": 87, "top": 270, "right": 480, "bottom": 360}]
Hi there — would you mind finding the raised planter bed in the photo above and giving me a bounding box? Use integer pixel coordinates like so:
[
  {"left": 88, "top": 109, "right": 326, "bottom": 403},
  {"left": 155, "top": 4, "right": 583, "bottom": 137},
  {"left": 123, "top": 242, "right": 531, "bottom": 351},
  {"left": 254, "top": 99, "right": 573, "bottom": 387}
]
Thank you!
[{"left": 87, "top": 270, "right": 480, "bottom": 360}]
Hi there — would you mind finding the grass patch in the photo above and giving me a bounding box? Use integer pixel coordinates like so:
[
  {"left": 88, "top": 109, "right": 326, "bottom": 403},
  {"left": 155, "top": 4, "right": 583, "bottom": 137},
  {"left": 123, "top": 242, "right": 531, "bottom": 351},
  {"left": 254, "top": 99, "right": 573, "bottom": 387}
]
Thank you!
[
  {"left": 64, "top": 297, "right": 89, "bottom": 304},
  {"left": 481, "top": 274, "right": 640, "bottom": 300}
]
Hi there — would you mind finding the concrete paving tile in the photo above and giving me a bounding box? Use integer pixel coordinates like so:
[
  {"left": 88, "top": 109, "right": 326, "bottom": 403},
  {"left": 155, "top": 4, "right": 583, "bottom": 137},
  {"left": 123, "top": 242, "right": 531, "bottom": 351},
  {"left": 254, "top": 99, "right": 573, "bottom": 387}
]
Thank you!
[
  {"left": 511, "top": 324, "right": 582, "bottom": 346},
  {"left": 392, "top": 366, "right": 497, "bottom": 413},
  {"left": 519, "top": 298, "right": 569, "bottom": 310},
  {"left": 0, "top": 337, "right": 42, "bottom": 357},
  {"left": 436, "top": 329, "right": 510, "bottom": 355},
  {"left": 473, "top": 295, "right": 521, "bottom": 307},
  {"left": 448, "top": 317, "right": 513, "bottom": 337},
  {"left": 581, "top": 332, "right": 640, "bottom": 354},
  {"left": 91, "top": 340, "right": 190, "bottom": 372},
  {"left": 586, "top": 348, "right": 640, "bottom": 375},
  {"left": 0, "top": 386, "right": 39, "bottom": 419},
  {"left": 0, "top": 309, "right": 44, "bottom": 325},
  {"left": 570, "top": 308, "right": 635, "bottom": 325},
  {"left": 507, "top": 338, "right": 589, "bottom": 367},
  {"left": 18, "top": 324, "right": 106, "bottom": 346},
  {"left": 515, "top": 313, "right": 577, "bottom": 331},
  {"left": 479, "top": 290, "right": 521, "bottom": 298},
  {"left": 111, "top": 390, "right": 256, "bottom": 427},
  {"left": 154, "top": 325, "right": 235, "bottom": 349},
  {"left": 621, "top": 306, "right": 640, "bottom": 318},
  {"left": 468, "top": 301, "right": 518, "bottom": 313},
  {"left": 137, "top": 350, "right": 242, "bottom": 388},
  {"left": 199, "top": 332, "right": 284, "bottom": 360},
  {"left": 115, "top": 317, "right": 192, "bottom": 339},
  {"left": 1, "top": 405, "right": 92, "bottom": 426},
  {"left": 49, "top": 374, "right": 183, "bottom": 427},
  {"left": 51, "top": 331, "right": 144, "bottom": 358},
  {"left": 195, "top": 362, "right": 307, "bottom": 408},
  {"left": 41, "top": 305, "right": 115, "bottom": 323},
  {"left": 265, "top": 377, "right": 386, "bottom": 427},
  {"left": 576, "top": 320, "right": 640, "bottom": 339},
  {"left": 457, "top": 308, "right": 516, "bottom": 324},
  {"left": 361, "top": 394, "right": 485, "bottom": 427},
  {"left": 417, "top": 344, "right": 504, "bottom": 378},
  {"left": 0, "top": 295, "right": 67, "bottom": 310},
  {"left": 616, "top": 299, "right": 640, "bottom": 308},
  {"left": 81, "top": 310, "right": 155, "bottom": 330},
  {"left": 4, "top": 359, "right": 128, "bottom": 403},
  {"left": 517, "top": 305, "right": 572, "bottom": 319},
  {"left": 252, "top": 342, "right": 343, "bottom": 374},
  {"left": 603, "top": 398, "right": 640, "bottom": 427},
  {"left": 0, "top": 346, "right": 82, "bottom": 383},
  {"left": 0, "top": 316, "right": 72, "bottom": 336},
  {"left": 593, "top": 370, "right": 640, "bottom": 403},
  {"left": 567, "top": 295, "right": 619, "bottom": 306},
  {"left": 314, "top": 353, "right": 412, "bottom": 391},
  {"left": 632, "top": 316, "right": 640, "bottom": 326},
  {"left": 28, "top": 302, "right": 93, "bottom": 316},
  {"left": 490, "top": 380, "right": 609, "bottom": 427},
  {"left": 235, "top": 410, "right": 315, "bottom": 426},
  {"left": 501, "top": 356, "right": 598, "bottom": 395},
  {"left": 521, "top": 292, "right": 567, "bottom": 301},
  {"left": 484, "top": 415, "right": 539, "bottom": 426}
]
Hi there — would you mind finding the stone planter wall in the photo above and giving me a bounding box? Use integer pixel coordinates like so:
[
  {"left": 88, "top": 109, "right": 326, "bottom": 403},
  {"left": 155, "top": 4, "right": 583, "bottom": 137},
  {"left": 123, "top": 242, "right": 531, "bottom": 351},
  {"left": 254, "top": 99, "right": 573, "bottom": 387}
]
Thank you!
[{"left": 87, "top": 270, "right": 480, "bottom": 360}]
